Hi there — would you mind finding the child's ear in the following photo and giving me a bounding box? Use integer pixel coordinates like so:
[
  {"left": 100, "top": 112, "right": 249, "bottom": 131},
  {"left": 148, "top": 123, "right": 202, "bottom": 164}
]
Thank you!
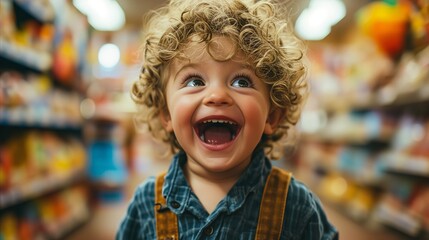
[
  {"left": 160, "top": 110, "right": 173, "bottom": 132},
  {"left": 264, "top": 108, "right": 284, "bottom": 134}
]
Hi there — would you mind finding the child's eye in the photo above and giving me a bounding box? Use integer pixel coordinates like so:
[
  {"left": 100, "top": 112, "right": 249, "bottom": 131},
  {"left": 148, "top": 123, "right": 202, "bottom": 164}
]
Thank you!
[
  {"left": 185, "top": 76, "right": 205, "bottom": 87},
  {"left": 231, "top": 75, "right": 253, "bottom": 88}
]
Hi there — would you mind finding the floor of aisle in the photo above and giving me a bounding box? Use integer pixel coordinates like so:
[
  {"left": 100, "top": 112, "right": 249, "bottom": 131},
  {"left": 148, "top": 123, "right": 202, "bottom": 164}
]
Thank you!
[
  {"left": 64, "top": 173, "right": 144, "bottom": 240},
  {"left": 65, "top": 152, "right": 403, "bottom": 240}
]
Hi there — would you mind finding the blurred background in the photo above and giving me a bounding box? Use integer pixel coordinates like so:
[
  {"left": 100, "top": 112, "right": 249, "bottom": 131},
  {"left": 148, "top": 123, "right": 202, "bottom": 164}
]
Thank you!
[{"left": 0, "top": 0, "right": 428, "bottom": 239}]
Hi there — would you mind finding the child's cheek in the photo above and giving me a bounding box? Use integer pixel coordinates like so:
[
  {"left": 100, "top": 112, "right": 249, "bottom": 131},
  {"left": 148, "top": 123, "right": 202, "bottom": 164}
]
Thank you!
[{"left": 169, "top": 95, "right": 197, "bottom": 126}]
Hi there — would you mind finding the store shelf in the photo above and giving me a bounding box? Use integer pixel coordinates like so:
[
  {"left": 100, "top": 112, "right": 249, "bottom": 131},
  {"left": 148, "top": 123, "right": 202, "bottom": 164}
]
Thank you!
[
  {"left": 311, "top": 170, "right": 429, "bottom": 239},
  {"left": 0, "top": 118, "right": 83, "bottom": 132},
  {"left": 0, "top": 184, "right": 91, "bottom": 240},
  {"left": 0, "top": 170, "right": 86, "bottom": 210},
  {"left": 382, "top": 86, "right": 429, "bottom": 108},
  {"left": 350, "top": 84, "right": 429, "bottom": 111},
  {"left": 295, "top": 2, "right": 429, "bottom": 238},
  {"left": 314, "top": 164, "right": 384, "bottom": 189},
  {"left": 49, "top": 213, "right": 90, "bottom": 240},
  {"left": 0, "top": 1, "right": 91, "bottom": 239},
  {"left": 302, "top": 129, "right": 429, "bottom": 239},
  {"left": 384, "top": 168, "right": 429, "bottom": 181},
  {"left": 303, "top": 133, "right": 391, "bottom": 150},
  {"left": 320, "top": 77, "right": 429, "bottom": 115},
  {"left": 382, "top": 154, "right": 429, "bottom": 180},
  {"left": 12, "top": 0, "right": 55, "bottom": 23},
  {"left": 373, "top": 201, "right": 423, "bottom": 238},
  {"left": 0, "top": 39, "right": 52, "bottom": 72}
]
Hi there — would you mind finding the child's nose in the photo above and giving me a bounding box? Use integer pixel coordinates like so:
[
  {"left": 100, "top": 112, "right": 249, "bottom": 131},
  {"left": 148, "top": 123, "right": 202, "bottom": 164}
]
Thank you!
[{"left": 203, "top": 84, "right": 233, "bottom": 106}]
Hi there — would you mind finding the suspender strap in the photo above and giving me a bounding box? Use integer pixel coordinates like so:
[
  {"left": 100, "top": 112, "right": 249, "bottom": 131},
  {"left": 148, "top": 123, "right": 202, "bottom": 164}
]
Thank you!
[
  {"left": 155, "top": 172, "right": 179, "bottom": 240},
  {"left": 154, "top": 167, "right": 292, "bottom": 240},
  {"left": 255, "top": 167, "right": 292, "bottom": 240}
]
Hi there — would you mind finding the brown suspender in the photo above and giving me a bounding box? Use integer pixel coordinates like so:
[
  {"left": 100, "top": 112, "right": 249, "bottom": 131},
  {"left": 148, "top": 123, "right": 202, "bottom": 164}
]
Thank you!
[
  {"left": 255, "top": 167, "right": 292, "bottom": 239},
  {"left": 155, "top": 172, "right": 179, "bottom": 240},
  {"left": 154, "top": 166, "right": 292, "bottom": 240}
]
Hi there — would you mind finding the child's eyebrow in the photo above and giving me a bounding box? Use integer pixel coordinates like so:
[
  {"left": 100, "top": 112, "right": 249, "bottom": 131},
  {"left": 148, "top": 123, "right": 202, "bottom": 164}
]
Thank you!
[
  {"left": 240, "top": 63, "right": 254, "bottom": 70},
  {"left": 236, "top": 63, "right": 257, "bottom": 75},
  {"left": 171, "top": 61, "right": 255, "bottom": 81},
  {"left": 171, "top": 63, "right": 199, "bottom": 81}
]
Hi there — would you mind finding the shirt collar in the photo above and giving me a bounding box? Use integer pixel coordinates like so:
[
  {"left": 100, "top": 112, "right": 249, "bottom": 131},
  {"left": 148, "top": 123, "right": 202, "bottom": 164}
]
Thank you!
[
  {"left": 162, "top": 151, "right": 190, "bottom": 214},
  {"left": 162, "top": 149, "right": 272, "bottom": 215},
  {"left": 223, "top": 149, "right": 271, "bottom": 213}
]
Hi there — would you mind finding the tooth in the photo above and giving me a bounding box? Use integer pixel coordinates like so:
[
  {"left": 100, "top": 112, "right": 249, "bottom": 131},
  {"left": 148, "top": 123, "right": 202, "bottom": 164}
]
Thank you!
[{"left": 200, "top": 119, "right": 237, "bottom": 124}]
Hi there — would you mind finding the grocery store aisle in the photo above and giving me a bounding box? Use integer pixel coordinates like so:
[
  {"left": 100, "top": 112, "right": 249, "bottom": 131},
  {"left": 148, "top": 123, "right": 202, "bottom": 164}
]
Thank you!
[
  {"left": 322, "top": 203, "right": 401, "bottom": 240},
  {"left": 65, "top": 202, "right": 127, "bottom": 240},
  {"left": 65, "top": 132, "right": 173, "bottom": 240},
  {"left": 64, "top": 174, "right": 142, "bottom": 240}
]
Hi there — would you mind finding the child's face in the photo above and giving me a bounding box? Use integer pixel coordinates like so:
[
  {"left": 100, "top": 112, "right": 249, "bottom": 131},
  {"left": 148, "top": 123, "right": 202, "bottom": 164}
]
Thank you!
[{"left": 161, "top": 36, "right": 280, "bottom": 173}]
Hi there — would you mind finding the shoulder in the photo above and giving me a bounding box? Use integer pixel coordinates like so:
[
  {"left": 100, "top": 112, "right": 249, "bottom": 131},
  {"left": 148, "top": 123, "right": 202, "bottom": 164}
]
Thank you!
[
  {"left": 270, "top": 168, "right": 319, "bottom": 213},
  {"left": 116, "top": 176, "right": 157, "bottom": 239},
  {"left": 130, "top": 176, "right": 157, "bottom": 217},
  {"left": 283, "top": 177, "right": 338, "bottom": 240},
  {"left": 287, "top": 177, "right": 319, "bottom": 211},
  {"left": 135, "top": 176, "right": 157, "bottom": 200}
]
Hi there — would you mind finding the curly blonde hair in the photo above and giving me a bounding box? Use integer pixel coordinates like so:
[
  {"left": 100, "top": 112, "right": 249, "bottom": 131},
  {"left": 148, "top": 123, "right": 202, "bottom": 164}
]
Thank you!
[{"left": 132, "top": 0, "right": 308, "bottom": 158}]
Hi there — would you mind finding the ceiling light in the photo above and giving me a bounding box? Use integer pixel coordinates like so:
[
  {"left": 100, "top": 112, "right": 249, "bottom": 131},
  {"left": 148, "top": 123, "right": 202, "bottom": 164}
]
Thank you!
[
  {"left": 98, "top": 43, "right": 121, "bottom": 68},
  {"left": 309, "top": 0, "right": 346, "bottom": 26},
  {"left": 295, "top": 9, "right": 332, "bottom": 41},
  {"left": 73, "top": 0, "right": 125, "bottom": 31},
  {"left": 295, "top": 0, "right": 346, "bottom": 41}
]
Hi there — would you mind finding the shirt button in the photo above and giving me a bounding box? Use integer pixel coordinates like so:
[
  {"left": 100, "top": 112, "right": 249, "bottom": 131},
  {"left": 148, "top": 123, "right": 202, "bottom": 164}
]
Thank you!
[
  {"left": 203, "top": 226, "right": 214, "bottom": 236},
  {"left": 171, "top": 201, "right": 180, "bottom": 209}
]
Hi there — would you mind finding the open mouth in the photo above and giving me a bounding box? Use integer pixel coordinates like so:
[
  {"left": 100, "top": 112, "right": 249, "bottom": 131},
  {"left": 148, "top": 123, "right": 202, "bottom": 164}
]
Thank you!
[{"left": 194, "top": 119, "right": 241, "bottom": 145}]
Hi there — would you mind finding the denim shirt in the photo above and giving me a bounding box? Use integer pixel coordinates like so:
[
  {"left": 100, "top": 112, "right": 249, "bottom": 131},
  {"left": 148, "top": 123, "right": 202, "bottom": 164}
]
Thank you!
[{"left": 116, "top": 149, "right": 338, "bottom": 239}]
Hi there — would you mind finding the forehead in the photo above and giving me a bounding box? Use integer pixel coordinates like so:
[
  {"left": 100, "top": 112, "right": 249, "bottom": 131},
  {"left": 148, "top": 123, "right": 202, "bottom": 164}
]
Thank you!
[{"left": 170, "top": 36, "right": 250, "bottom": 69}]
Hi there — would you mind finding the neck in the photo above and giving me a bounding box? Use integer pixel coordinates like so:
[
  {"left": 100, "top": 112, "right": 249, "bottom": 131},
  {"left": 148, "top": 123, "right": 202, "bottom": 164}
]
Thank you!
[{"left": 183, "top": 156, "right": 251, "bottom": 214}]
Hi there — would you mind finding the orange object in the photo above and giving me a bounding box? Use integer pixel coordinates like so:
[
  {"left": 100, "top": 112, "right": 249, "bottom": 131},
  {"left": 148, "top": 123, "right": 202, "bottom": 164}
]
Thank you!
[
  {"left": 357, "top": 1, "right": 411, "bottom": 58},
  {"left": 52, "top": 29, "right": 77, "bottom": 84}
]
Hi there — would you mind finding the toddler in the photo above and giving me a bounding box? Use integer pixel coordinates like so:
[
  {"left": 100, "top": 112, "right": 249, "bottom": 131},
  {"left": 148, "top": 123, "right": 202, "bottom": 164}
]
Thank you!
[{"left": 117, "top": 0, "right": 338, "bottom": 239}]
